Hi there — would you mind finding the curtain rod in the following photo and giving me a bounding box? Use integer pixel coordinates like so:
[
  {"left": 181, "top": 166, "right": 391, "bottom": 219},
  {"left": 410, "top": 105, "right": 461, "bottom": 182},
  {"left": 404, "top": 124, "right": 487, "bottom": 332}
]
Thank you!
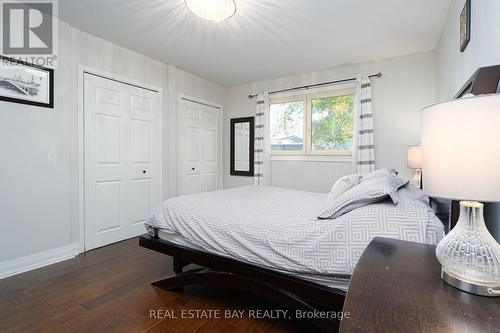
[{"left": 248, "top": 72, "right": 382, "bottom": 99}]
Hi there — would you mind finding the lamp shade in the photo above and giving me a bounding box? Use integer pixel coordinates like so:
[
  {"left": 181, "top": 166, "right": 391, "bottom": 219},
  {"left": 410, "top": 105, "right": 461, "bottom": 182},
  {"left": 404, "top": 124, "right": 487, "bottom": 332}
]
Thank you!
[
  {"left": 407, "top": 145, "right": 422, "bottom": 169},
  {"left": 421, "top": 94, "right": 500, "bottom": 202}
]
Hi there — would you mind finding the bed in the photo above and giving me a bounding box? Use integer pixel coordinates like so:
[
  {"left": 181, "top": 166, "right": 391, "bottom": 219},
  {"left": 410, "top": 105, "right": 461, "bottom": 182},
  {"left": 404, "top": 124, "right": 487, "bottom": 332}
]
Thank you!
[{"left": 140, "top": 182, "right": 444, "bottom": 331}]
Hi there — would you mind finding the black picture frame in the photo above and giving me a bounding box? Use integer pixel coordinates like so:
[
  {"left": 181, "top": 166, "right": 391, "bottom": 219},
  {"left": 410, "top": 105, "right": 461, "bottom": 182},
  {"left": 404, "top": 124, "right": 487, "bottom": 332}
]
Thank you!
[
  {"left": 230, "top": 117, "right": 254, "bottom": 177},
  {"left": 0, "top": 55, "right": 54, "bottom": 108},
  {"left": 460, "top": 0, "right": 471, "bottom": 52}
]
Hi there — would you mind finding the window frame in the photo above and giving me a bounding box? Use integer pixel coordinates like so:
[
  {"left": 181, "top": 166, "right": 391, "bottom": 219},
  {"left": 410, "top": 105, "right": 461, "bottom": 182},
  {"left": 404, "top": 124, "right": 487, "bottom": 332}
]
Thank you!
[{"left": 270, "top": 87, "right": 355, "bottom": 157}]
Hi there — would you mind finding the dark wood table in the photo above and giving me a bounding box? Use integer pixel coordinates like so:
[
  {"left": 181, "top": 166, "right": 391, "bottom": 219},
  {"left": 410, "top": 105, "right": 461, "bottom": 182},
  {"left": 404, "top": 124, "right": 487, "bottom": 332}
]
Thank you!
[{"left": 340, "top": 237, "right": 500, "bottom": 333}]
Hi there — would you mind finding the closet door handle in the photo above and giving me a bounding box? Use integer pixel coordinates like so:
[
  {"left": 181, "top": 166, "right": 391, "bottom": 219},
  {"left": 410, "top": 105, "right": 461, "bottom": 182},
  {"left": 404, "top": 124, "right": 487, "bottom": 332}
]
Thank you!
[
  {"left": 191, "top": 167, "right": 195, "bottom": 171},
  {"left": 142, "top": 170, "right": 147, "bottom": 174}
]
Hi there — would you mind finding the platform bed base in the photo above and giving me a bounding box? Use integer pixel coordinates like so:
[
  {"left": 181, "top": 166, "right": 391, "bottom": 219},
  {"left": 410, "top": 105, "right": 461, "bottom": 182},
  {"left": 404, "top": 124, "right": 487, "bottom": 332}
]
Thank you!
[{"left": 139, "top": 233, "right": 347, "bottom": 332}]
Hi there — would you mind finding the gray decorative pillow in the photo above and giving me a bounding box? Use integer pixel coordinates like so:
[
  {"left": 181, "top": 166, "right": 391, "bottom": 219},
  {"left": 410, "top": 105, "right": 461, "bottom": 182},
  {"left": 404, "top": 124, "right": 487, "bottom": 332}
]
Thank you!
[
  {"left": 318, "top": 176, "right": 408, "bottom": 219},
  {"left": 360, "top": 168, "right": 398, "bottom": 183},
  {"left": 397, "top": 184, "right": 430, "bottom": 205}
]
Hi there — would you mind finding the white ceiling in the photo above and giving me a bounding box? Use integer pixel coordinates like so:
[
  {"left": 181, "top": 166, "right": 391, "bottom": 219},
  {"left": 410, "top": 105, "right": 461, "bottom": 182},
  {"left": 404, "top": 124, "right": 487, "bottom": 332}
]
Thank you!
[{"left": 60, "top": 0, "right": 451, "bottom": 86}]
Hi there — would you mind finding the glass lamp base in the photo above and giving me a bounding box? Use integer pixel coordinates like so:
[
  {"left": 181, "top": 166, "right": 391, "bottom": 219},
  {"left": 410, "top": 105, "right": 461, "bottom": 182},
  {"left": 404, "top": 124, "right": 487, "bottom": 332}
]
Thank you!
[
  {"left": 441, "top": 270, "right": 500, "bottom": 297},
  {"left": 436, "top": 201, "right": 500, "bottom": 297}
]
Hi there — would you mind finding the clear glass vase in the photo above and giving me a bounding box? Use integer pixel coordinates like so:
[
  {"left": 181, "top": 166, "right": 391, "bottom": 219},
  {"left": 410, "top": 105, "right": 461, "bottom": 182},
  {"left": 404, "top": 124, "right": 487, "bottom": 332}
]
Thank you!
[{"left": 436, "top": 201, "right": 500, "bottom": 295}]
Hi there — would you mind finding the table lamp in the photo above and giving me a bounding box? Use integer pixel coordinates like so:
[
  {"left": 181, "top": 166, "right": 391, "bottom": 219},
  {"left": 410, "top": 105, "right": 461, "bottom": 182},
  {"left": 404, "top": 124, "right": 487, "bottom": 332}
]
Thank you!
[
  {"left": 407, "top": 145, "right": 422, "bottom": 188},
  {"left": 421, "top": 94, "right": 500, "bottom": 297}
]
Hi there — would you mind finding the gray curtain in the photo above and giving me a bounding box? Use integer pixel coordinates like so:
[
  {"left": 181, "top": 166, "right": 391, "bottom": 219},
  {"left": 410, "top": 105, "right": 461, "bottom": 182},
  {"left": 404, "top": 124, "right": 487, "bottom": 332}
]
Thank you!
[{"left": 356, "top": 77, "right": 375, "bottom": 175}]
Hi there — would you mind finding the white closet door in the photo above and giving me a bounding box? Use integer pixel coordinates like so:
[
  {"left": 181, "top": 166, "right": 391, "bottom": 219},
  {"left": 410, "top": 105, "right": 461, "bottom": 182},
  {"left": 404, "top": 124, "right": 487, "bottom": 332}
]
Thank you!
[
  {"left": 179, "top": 99, "right": 221, "bottom": 195},
  {"left": 84, "top": 74, "right": 161, "bottom": 250}
]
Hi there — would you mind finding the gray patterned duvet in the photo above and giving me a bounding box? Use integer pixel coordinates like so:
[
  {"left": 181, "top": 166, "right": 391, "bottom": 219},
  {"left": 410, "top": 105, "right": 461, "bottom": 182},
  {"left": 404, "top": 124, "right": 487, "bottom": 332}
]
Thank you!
[{"left": 146, "top": 186, "right": 444, "bottom": 279}]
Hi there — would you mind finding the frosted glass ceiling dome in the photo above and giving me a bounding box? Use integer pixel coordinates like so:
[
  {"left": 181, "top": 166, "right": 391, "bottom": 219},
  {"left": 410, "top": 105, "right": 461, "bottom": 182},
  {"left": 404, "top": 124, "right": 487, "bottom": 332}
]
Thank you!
[{"left": 185, "top": 0, "right": 236, "bottom": 21}]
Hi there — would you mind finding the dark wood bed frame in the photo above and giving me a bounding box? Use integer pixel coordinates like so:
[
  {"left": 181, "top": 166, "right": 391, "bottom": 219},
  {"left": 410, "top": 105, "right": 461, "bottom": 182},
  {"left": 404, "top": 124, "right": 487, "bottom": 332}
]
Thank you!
[{"left": 139, "top": 230, "right": 347, "bottom": 332}]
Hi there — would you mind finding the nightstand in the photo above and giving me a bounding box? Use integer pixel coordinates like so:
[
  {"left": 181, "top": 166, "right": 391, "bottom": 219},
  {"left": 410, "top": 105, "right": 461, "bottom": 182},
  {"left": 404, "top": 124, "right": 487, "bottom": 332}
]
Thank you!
[{"left": 340, "top": 237, "right": 499, "bottom": 333}]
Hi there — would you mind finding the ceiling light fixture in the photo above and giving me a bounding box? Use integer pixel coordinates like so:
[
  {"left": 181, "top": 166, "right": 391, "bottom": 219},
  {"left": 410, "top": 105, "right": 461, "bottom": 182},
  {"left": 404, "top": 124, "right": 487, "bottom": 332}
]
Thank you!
[{"left": 185, "top": 0, "right": 236, "bottom": 21}]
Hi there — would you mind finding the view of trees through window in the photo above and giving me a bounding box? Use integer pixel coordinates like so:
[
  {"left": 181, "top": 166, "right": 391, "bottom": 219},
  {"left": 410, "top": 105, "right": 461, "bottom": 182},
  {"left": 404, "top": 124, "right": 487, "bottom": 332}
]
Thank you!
[
  {"left": 270, "top": 92, "right": 354, "bottom": 154},
  {"left": 311, "top": 95, "right": 354, "bottom": 151}
]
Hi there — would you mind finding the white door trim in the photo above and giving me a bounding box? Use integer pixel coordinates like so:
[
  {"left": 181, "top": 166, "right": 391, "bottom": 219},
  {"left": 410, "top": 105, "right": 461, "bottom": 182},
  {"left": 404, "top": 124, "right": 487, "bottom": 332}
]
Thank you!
[
  {"left": 177, "top": 95, "right": 224, "bottom": 194},
  {"left": 77, "top": 65, "right": 163, "bottom": 253}
]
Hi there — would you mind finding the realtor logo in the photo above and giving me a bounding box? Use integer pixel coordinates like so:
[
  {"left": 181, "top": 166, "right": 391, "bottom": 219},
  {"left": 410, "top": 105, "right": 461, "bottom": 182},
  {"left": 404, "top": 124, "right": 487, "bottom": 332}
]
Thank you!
[{"left": 1, "top": 0, "right": 58, "bottom": 67}]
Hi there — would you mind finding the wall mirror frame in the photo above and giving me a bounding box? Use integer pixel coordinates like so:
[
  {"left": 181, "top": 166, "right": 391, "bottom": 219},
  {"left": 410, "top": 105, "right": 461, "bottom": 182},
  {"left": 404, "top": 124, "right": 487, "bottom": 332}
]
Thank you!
[{"left": 230, "top": 117, "right": 255, "bottom": 177}]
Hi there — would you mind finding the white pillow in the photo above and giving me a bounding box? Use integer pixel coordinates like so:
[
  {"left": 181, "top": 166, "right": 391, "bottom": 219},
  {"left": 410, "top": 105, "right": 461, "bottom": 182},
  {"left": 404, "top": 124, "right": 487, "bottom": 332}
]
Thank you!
[{"left": 326, "top": 174, "right": 362, "bottom": 203}]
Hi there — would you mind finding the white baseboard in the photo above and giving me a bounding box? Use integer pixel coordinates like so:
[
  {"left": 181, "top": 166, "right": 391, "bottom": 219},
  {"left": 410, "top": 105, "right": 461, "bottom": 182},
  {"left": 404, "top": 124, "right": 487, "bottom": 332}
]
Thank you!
[{"left": 0, "top": 242, "right": 80, "bottom": 279}]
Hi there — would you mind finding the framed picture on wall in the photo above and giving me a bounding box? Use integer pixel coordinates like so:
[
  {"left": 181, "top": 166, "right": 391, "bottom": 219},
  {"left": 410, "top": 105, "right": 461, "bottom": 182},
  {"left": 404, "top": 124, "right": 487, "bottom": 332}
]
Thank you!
[
  {"left": 460, "top": 0, "right": 471, "bottom": 52},
  {"left": 0, "top": 56, "right": 54, "bottom": 108}
]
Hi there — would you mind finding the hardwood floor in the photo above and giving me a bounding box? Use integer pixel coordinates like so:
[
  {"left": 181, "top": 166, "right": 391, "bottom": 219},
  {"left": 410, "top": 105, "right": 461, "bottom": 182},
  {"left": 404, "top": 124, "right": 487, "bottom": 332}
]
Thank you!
[{"left": 0, "top": 238, "right": 318, "bottom": 333}]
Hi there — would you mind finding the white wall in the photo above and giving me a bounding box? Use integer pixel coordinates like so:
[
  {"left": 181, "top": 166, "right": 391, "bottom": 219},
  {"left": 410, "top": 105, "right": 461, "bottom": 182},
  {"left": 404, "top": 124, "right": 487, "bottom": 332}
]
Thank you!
[
  {"left": 0, "top": 23, "right": 74, "bottom": 263},
  {"left": 224, "top": 52, "right": 437, "bottom": 192},
  {"left": 436, "top": 0, "right": 500, "bottom": 100},
  {"left": 0, "top": 21, "right": 227, "bottom": 268}
]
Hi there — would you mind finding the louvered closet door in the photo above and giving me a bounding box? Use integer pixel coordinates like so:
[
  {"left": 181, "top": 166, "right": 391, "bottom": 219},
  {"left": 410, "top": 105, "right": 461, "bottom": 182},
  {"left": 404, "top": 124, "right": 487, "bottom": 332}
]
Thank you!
[
  {"left": 179, "top": 99, "right": 221, "bottom": 195},
  {"left": 84, "top": 74, "right": 161, "bottom": 251}
]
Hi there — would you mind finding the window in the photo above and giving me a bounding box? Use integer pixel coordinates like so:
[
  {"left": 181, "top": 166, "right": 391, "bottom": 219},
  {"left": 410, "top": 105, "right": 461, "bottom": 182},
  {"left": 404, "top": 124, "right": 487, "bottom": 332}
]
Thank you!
[
  {"left": 270, "top": 88, "right": 355, "bottom": 156},
  {"left": 270, "top": 99, "right": 304, "bottom": 152}
]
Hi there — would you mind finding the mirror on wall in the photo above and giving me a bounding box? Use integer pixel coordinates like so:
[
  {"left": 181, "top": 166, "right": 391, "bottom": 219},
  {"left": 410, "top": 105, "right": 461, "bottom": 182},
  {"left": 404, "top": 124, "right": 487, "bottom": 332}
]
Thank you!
[{"left": 230, "top": 117, "right": 254, "bottom": 177}]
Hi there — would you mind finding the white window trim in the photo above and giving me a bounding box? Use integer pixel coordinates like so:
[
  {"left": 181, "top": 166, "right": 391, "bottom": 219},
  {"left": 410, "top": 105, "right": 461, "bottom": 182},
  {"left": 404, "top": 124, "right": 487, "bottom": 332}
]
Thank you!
[
  {"left": 271, "top": 155, "right": 352, "bottom": 163},
  {"left": 270, "top": 86, "right": 356, "bottom": 157}
]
